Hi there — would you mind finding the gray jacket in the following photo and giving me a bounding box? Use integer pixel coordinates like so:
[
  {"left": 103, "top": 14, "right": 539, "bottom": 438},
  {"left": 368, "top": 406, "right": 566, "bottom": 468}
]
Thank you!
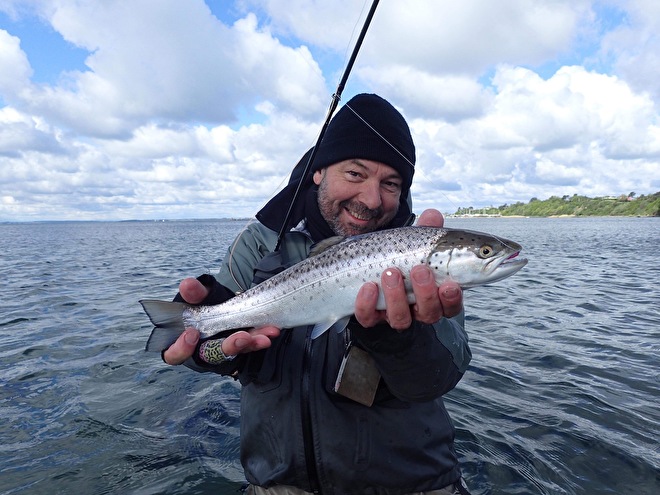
[{"left": 190, "top": 221, "right": 472, "bottom": 494}]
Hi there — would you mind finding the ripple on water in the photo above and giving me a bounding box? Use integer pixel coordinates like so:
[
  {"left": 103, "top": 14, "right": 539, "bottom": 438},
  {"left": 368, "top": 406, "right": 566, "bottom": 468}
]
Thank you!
[{"left": 1, "top": 218, "right": 659, "bottom": 494}]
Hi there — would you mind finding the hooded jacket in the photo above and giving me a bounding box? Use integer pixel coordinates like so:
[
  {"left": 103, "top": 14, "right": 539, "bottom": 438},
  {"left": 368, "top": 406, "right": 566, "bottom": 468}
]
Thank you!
[
  {"left": 183, "top": 194, "right": 471, "bottom": 494},
  {"left": 180, "top": 94, "right": 471, "bottom": 493}
]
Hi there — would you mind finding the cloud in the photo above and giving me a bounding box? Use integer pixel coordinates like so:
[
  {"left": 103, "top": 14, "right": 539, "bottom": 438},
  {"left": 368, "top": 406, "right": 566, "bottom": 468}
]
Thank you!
[
  {"left": 0, "top": 107, "right": 63, "bottom": 157},
  {"left": 364, "top": 0, "right": 591, "bottom": 74},
  {"left": 253, "top": 0, "right": 592, "bottom": 74},
  {"left": 0, "top": 0, "right": 659, "bottom": 222},
  {"left": 483, "top": 64, "right": 660, "bottom": 156},
  {"left": 407, "top": 62, "right": 659, "bottom": 211},
  {"left": 599, "top": 0, "right": 660, "bottom": 101},
  {"left": 0, "top": 29, "right": 32, "bottom": 95},
  {"left": 360, "top": 67, "right": 492, "bottom": 123},
  {"left": 2, "top": 0, "right": 327, "bottom": 138}
]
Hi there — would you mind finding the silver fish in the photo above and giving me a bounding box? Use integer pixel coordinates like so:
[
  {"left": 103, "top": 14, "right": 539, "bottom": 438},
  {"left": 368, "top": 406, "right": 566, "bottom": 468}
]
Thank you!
[{"left": 141, "top": 226, "right": 528, "bottom": 352}]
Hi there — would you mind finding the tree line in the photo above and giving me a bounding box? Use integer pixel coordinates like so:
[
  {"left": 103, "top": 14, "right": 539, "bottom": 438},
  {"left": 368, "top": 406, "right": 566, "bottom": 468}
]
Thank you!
[{"left": 453, "top": 192, "right": 660, "bottom": 217}]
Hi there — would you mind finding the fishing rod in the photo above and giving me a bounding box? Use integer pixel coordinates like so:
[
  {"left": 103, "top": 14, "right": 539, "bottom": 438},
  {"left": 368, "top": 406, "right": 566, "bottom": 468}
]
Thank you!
[{"left": 275, "top": 0, "right": 380, "bottom": 251}]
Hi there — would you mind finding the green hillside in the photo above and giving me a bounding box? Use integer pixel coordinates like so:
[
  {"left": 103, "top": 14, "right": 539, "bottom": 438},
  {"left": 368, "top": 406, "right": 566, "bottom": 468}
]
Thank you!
[{"left": 453, "top": 192, "right": 660, "bottom": 217}]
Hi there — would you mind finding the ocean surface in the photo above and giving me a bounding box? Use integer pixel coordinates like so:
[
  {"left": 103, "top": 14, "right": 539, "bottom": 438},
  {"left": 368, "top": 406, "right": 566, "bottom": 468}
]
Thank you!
[{"left": 0, "top": 216, "right": 658, "bottom": 495}]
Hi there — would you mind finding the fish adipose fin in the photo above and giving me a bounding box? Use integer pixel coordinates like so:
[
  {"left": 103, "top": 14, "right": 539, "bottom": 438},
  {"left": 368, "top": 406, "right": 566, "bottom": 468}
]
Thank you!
[{"left": 140, "top": 300, "right": 188, "bottom": 352}]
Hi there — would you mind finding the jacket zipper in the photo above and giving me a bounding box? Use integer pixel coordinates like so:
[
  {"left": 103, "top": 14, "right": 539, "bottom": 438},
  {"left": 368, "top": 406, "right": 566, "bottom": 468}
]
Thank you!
[{"left": 301, "top": 326, "right": 321, "bottom": 493}]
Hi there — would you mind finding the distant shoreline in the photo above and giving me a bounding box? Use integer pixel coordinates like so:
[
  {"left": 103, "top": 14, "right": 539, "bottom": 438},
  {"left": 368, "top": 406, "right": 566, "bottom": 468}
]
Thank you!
[
  {"left": 2, "top": 214, "right": 658, "bottom": 225},
  {"left": 450, "top": 192, "right": 659, "bottom": 218},
  {"left": 447, "top": 214, "right": 657, "bottom": 219}
]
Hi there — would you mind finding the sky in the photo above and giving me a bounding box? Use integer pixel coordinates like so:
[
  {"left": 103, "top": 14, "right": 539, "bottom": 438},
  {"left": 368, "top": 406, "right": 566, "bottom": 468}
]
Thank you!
[{"left": 0, "top": 0, "right": 659, "bottom": 222}]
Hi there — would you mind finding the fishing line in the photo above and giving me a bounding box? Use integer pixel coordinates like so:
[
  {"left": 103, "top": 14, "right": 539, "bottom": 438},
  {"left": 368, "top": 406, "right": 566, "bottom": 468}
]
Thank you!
[
  {"left": 225, "top": 0, "right": 380, "bottom": 290},
  {"left": 340, "top": 0, "right": 373, "bottom": 80},
  {"left": 345, "top": 101, "right": 462, "bottom": 216},
  {"left": 275, "top": 0, "right": 381, "bottom": 251},
  {"left": 226, "top": 0, "right": 458, "bottom": 289},
  {"left": 345, "top": 102, "right": 414, "bottom": 170}
]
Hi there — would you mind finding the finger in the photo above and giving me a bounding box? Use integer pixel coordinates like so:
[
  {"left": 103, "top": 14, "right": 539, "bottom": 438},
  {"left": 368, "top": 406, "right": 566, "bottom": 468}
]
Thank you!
[
  {"left": 163, "top": 328, "right": 199, "bottom": 365},
  {"left": 410, "top": 265, "right": 442, "bottom": 323},
  {"left": 354, "top": 282, "right": 382, "bottom": 328},
  {"left": 416, "top": 209, "right": 445, "bottom": 228},
  {"left": 247, "top": 326, "right": 281, "bottom": 351},
  {"left": 438, "top": 281, "right": 463, "bottom": 318},
  {"left": 222, "top": 327, "right": 281, "bottom": 356},
  {"left": 179, "top": 277, "right": 209, "bottom": 304},
  {"left": 381, "top": 268, "right": 412, "bottom": 331}
]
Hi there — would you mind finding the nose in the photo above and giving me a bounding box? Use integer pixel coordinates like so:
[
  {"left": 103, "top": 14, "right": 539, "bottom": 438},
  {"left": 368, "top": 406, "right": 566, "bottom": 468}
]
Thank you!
[{"left": 357, "top": 179, "right": 382, "bottom": 210}]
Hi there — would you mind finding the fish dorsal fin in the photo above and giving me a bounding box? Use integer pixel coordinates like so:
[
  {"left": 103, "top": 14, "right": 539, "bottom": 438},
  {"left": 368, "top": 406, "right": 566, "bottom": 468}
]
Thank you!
[{"left": 309, "top": 235, "right": 346, "bottom": 257}]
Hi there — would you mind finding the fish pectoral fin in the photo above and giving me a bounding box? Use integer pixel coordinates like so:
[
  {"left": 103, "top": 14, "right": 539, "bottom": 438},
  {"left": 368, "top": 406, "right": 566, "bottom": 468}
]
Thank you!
[
  {"left": 140, "top": 300, "right": 188, "bottom": 352},
  {"left": 310, "top": 316, "right": 351, "bottom": 340},
  {"left": 309, "top": 236, "right": 346, "bottom": 257}
]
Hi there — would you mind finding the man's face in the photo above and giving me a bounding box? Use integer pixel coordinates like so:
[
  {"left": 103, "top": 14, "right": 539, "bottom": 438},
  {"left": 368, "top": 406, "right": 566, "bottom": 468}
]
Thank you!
[{"left": 313, "top": 159, "right": 402, "bottom": 236}]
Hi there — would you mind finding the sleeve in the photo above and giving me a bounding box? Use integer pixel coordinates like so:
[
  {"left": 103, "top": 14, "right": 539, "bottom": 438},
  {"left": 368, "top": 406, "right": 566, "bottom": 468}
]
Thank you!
[
  {"left": 351, "top": 310, "right": 471, "bottom": 402},
  {"left": 215, "top": 222, "right": 279, "bottom": 293},
  {"left": 174, "top": 274, "right": 245, "bottom": 376},
  {"left": 176, "top": 224, "right": 280, "bottom": 375}
]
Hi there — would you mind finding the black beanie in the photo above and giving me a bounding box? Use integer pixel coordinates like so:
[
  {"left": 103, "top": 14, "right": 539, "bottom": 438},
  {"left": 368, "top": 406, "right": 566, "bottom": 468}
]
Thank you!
[
  {"left": 256, "top": 94, "right": 416, "bottom": 233},
  {"left": 312, "top": 93, "right": 416, "bottom": 194}
]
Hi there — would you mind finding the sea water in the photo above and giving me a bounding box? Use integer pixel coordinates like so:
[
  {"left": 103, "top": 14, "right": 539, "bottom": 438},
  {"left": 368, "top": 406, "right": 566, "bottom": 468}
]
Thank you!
[{"left": 0, "top": 217, "right": 658, "bottom": 494}]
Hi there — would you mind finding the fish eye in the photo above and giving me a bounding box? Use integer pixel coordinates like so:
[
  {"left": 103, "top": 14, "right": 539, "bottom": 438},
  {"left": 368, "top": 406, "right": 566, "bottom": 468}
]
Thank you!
[{"left": 479, "top": 245, "right": 494, "bottom": 258}]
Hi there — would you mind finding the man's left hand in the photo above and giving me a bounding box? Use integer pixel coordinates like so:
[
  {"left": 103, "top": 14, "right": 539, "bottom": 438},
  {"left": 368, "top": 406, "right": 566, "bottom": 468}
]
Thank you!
[{"left": 353, "top": 208, "right": 464, "bottom": 331}]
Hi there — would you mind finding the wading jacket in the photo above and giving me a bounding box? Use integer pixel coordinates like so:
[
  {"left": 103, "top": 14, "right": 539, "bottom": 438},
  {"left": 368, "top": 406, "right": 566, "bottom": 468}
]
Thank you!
[{"left": 186, "top": 221, "right": 472, "bottom": 495}]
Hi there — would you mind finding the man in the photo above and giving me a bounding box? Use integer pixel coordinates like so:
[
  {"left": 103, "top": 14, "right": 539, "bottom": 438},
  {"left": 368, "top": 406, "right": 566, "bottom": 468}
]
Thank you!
[{"left": 161, "top": 94, "right": 472, "bottom": 494}]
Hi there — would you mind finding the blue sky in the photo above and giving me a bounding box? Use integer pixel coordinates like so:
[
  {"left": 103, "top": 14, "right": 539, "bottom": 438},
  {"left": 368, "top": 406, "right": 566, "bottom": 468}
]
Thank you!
[{"left": 0, "top": 0, "right": 658, "bottom": 221}]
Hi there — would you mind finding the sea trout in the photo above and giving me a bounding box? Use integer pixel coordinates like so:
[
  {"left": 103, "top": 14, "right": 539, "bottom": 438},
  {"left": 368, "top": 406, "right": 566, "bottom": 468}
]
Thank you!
[{"left": 141, "top": 226, "right": 527, "bottom": 352}]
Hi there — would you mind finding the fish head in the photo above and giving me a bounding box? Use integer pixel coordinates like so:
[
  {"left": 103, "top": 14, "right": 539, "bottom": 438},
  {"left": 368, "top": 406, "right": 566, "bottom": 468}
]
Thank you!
[{"left": 426, "top": 229, "right": 528, "bottom": 288}]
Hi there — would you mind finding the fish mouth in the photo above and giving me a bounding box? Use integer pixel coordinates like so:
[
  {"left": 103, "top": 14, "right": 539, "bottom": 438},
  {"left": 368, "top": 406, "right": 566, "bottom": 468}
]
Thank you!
[
  {"left": 479, "top": 250, "right": 527, "bottom": 280},
  {"left": 494, "top": 251, "right": 528, "bottom": 275},
  {"left": 503, "top": 250, "right": 523, "bottom": 264},
  {"left": 457, "top": 250, "right": 527, "bottom": 288}
]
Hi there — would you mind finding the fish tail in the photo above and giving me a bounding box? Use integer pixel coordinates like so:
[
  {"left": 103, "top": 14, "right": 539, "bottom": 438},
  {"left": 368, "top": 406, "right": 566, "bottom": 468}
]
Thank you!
[{"left": 140, "top": 300, "right": 189, "bottom": 352}]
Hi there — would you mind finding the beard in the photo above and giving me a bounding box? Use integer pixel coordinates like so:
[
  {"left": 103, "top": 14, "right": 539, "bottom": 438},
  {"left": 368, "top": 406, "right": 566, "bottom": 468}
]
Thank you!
[{"left": 316, "top": 177, "right": 397, "bottom": 236}]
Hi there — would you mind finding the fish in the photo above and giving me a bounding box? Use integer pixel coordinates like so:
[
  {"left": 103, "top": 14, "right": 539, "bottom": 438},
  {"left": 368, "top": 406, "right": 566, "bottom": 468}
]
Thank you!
[{"left": 141, "top": 226, "right": 528, "bottom": 352}]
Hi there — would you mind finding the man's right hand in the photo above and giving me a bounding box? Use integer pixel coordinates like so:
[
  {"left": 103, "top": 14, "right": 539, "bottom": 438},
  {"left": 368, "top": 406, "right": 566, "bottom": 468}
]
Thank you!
[{"left": 162, "top": 277, "right": 281, "bottom": 365}]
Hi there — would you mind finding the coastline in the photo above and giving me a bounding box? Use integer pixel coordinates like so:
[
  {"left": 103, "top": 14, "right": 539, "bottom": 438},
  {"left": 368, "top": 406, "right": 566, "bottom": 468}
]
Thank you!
[{"left": 446, "top": 214, "right": 657, "bottom": 219}]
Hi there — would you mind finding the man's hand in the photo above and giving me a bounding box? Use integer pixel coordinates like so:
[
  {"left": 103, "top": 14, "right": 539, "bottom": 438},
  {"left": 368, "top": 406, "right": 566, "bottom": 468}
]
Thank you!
[
  {"left": 353, "top": 208, "right": 463, "bottom": 331},
  {"left": 162, "top": 277, "right": 280, "bottom": 365}
]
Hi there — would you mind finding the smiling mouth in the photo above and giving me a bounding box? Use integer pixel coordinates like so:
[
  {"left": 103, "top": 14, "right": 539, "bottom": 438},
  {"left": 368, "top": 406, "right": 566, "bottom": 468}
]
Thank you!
[
  {"left": 343, "top": 201, "right": 383, "bottom": 222},
  {"left": 346, "top": 207, "right": 373, "bottom": 222}
]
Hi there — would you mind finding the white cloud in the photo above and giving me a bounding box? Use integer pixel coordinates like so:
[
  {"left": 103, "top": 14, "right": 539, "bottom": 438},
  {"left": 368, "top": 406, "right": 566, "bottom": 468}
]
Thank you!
[
  {"left": 363, "top": 0, "right": 591, "bottom": 74},
  {"left": 407, "top": 63, "right": 660, "bottom": 211},
  {"left": 599, "top": 0, "right": 660, "bottom": 101},
  {"left": 535, "top": 158, "right": 584, "bottom": 185},
  {"left": 0, "top": 0, "right": 659, "bottom": 222},
  {"left": 0, "top": 29, "right": 32, "bottom": 95},
  {"left": 2, "top": 0, "right": 327, "bottom": 138},
  {"left": 360, "top": 67, "right": 492, "bottom": 122},
  {"left": 482, "top": 64, "right": 660, "bottom": 156}
]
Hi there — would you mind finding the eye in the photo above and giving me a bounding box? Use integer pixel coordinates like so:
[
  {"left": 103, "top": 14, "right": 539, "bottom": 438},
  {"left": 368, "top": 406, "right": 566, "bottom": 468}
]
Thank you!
[
  {"left": 384, "top": 179, "right": 402, "bottom": 190},
  {"left": 479, "top": 245, "right": 494, "bottom": 258}
]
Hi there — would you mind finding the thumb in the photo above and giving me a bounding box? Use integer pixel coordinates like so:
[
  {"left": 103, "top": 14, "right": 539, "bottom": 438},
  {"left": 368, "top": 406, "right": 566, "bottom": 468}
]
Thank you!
[
  {"left": 416, "top": 209, "right": 444, "bottom": 227},
  {"left": 163, "top": 328, "right": 200, "bottom": 365}
]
